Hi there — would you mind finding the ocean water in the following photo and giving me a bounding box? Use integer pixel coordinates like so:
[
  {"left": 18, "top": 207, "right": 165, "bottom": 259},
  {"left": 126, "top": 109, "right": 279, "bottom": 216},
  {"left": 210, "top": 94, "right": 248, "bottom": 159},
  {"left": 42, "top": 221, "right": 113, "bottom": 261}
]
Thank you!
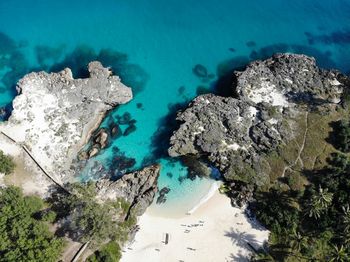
[{"left": 0, "top": 0, "right": 350, "bottom": 216}]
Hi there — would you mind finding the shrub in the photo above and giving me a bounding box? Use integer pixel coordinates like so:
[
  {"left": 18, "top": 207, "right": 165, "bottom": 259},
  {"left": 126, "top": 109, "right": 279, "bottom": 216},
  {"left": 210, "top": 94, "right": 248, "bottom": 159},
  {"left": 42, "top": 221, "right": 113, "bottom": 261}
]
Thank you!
[
  {"left": 0, "top": 150, "right": 15, "bottom": 175},
  {"left": 87, "top": 241, "right": 122, "bottom": 262}
]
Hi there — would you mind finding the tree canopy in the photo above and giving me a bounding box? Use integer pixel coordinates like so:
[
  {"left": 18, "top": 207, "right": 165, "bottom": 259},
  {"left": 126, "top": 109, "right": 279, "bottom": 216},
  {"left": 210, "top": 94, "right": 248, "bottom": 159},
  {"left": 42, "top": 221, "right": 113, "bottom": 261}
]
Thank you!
[
  {"left": 0, "top": 186, "right": 64, "bottom": 262},
  {"left": 252, "top": 151, "right": 350, "bottom": 261}
]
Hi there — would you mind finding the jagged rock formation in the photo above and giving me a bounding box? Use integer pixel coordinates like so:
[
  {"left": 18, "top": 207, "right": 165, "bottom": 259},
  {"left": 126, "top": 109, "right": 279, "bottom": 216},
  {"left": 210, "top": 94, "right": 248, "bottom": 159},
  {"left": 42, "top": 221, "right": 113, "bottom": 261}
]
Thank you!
[
  {"left": 0, "top": 62, "right": 132, "bottom": 183},
  {"left": 95, "top": 164, "right": 160, "bottom": 216},
  {"left": 169, "top": 54, "right": 349, "bottom": 205}
]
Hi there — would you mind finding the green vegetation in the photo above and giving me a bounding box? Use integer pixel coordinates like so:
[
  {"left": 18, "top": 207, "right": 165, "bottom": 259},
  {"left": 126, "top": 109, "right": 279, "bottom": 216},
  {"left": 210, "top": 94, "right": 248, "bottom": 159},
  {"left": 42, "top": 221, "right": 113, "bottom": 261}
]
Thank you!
[
  {"left": 87, "top": 241, "right": 122, "bottom": 262},
  {"left": 334, "top": 120, "right": 350, "bottom": 153},
  {"left": 251, "top": 110, "right": 350, "bottom": 261},
  {"left": 0, "top": 180, "right": 136, "bottom": 262},
  {"left": 49, "top": 182, "right": 137, "bottom": 261},
  {"left": 59, "top": 183, "right": 119, "bottom": 245},
  {"left": 0, "top": 186, "right": 64, "bottom": 262},
  {"left": 0, "top": 150, "right": 15, "bottom": 175},
  {"left": 226, "top": 161, "right": 257, "bottom": 185},
  {"left": 50, "top": 182, "right": 134, "bottom": 244}
]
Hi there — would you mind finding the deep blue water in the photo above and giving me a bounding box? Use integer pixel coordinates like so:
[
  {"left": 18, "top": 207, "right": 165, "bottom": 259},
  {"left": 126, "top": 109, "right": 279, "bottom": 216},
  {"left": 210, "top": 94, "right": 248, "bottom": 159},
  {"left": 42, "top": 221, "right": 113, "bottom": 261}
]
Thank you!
[{"left": 1, "top": 0, "right": 350, "bottom": 215}]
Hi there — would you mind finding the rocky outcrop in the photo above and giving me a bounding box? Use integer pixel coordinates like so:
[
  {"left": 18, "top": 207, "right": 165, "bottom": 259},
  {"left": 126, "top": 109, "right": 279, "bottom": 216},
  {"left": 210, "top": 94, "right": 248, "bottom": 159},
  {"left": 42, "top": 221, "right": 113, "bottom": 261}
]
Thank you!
[
  {"left": 169, "top": 54, "right": 349, "bottom": 205},
  {"left": 95, "top": 165, "right": 160, "bottom": 216},
  {"left": 0, "top": 62, "right": 132, "bottom": 183}
]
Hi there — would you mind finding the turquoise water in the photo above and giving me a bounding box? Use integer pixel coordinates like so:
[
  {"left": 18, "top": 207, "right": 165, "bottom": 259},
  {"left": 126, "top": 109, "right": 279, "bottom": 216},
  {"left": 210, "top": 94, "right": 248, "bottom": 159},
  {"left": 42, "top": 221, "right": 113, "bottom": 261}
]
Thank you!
[{"left": 1, "top": 0, "right": 350, "bottom": 215}]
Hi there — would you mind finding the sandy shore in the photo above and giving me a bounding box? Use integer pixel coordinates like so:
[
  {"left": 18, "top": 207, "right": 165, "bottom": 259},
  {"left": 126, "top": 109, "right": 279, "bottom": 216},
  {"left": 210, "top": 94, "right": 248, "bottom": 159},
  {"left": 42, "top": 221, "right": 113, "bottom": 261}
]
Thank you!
[{"left": 121, "top": 189, "right": 269, "bottom": 262}]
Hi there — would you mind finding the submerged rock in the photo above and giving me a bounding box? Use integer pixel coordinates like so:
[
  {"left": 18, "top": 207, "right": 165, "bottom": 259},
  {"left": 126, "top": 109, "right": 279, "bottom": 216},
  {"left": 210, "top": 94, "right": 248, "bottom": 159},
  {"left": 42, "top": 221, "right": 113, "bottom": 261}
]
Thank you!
[
  {"left": 111, "top": 124, "right": 122, "bottom": 138},
  {"left": 192, "top": 64, "right": 208, "bottom": 78},
  {"left": 0, "top": 107, "right": 6, "bottom": 119},
  {"left": 117, "top": 112, "right": 133, "bottom": 125},
  {"left": 156, "top": 186, "right": 171, "bottom": 204},
  {"left": 111, "top": 155, "right": 136, "bottom": 171},
  {"left": 169, "top": 54, "right": 348, "bottom": 205},
  {"left": 123, "top": 124, "right": 137, "bottom": 136}
]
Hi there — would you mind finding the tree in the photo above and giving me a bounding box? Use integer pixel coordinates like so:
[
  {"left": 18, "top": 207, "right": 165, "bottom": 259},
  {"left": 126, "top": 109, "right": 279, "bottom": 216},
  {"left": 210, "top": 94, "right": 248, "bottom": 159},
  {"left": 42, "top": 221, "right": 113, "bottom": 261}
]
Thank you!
[
  {"left": 87, "top": 241, "right": 122, "bottom": 262},
  {"left": 341, "top": 205, "right": 350, "bottom": 244},
  {"left": 329, "top": 245, "right": 349, "bottom": 262},
  {"left": 336, "top": 120, "right": 350, "bottom": 153},
  {"left": 0, "top": 150, "right": 15, "bottom": 175},
  {"left": 289, "top": 229, "right": 309, "bottom": 254},
  {"left": 0, "top": 186, "right": 64, "bottom": 262},
  {"left": 306, "top": 186, "right": 333, "bottom": 219},
  {"left": 50, "top": 182, "right": 120, "bottom": 246},
  {"left": 69, "top": 200, "right": 117, "bottom": 245},
  {"left": 253, "top": 189, "right": 299, "bottom": 230}
]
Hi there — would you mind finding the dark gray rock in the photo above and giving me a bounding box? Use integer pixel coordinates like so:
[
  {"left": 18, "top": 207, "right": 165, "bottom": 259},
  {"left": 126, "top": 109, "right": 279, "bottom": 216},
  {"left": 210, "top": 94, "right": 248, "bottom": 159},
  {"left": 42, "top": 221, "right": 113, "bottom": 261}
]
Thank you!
[
  {"left": 95, "top": 164, "right": 160, "bottom": 216},
  {"left": 168, "top": 54, "right": 348, "bottom": 205},
  {"left": 156, "top": 186, "right": 171, "bottom": 204}
]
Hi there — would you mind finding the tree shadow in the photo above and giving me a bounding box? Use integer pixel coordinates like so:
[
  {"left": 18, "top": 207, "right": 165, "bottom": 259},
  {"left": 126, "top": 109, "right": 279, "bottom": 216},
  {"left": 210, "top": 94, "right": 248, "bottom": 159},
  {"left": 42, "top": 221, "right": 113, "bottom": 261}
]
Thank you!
[
  {"left": 224, "top": 227, "right": 262, "bottom": 251},
  {"left": 228, "top": 251, "right": 250, "bottom": 262},
  {"left": 244, "top": 208, "right": 268, "bottom": 232}
]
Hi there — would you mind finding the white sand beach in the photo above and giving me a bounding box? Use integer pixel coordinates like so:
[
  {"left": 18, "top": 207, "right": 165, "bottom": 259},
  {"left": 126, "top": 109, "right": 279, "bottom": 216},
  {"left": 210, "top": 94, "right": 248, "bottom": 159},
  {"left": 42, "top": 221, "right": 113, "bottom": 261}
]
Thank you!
[{"left": 121, "top": 187, "right": 269, "bottom": 262}]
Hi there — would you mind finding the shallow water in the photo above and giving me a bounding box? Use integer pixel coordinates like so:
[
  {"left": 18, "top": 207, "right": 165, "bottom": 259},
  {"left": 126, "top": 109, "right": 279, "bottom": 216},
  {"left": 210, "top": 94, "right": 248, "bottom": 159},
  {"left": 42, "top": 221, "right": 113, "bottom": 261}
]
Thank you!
[{"left": 0, "top": 0, "right": 349, "bottom": 215}]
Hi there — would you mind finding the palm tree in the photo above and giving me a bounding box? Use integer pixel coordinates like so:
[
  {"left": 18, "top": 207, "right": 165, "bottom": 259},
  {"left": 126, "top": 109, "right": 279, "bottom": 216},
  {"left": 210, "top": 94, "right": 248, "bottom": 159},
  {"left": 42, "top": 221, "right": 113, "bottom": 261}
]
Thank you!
[
  {"left": 329, "top": 245, "right": 349, "bottom": 262},
  {"left": 341, "top": 205, "right": 350, "bottom": 244},
  {"left": 289, "top": 229, "right": 308, "bottom": 254},
  {"left": 218, "top": 184, "right": 230, "bottom": 194},
  {"left": 306, "top": 186, "right": 333, "bottom": 219}
]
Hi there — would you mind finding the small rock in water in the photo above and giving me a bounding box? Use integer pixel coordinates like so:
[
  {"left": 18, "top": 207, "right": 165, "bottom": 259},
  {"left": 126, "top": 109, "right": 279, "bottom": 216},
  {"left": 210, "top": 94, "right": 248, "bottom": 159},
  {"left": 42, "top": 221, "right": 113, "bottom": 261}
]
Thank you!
[
  {"left": 192, "top": 64, "right": 208, "bottom": 78},
  {"left": 117, "top": 112, "right": 132, "bottom": 125},
  {"left": 110, "top": 124, "right": 122, "bottom": 138},
  {"left": 123, "top": 124, "right": 136, "bottom": 136},
  {"left": 112, "top": 155, "right": 136, "bottom": 171},
  {"left": 93, "top": 128, "right": 109, "bottom": 149},
  {"left": 246, "top": 41, "right": 256, "bottom": 47},
  {"left": 207, "top": 73, "right": 215, "bottom": 79},
  {"left": 112, "top": 146, "right": 120, "bottom": 154},
  {"left": 178, "top": 85, "right": 186, "bottom": 95},
  {"left": 166, "top": 172, "right": 173, "bottom": 178},
  {"left": 88, "top": 146, "right": 100, "bottom": 158},
  {"left": 78, "top": 151, "right": 89, "bottom": 161},
  {"left": 0, "top": 107, "right": 7, "bottom": 118},
  {"left": 178, "top": 176, "right": 186, "bottom": 184},
  {"left": 129, "top": 119, "right": 137, "bottom": 125},
  {"left": 136, "top": 102, "right": 143, "bottom": 109},
  {"left": 228, "top": 47, "right": 236, "bottom": 52},
  {"left": 156, "top": 186, "right": 171, "bottom": 204}
]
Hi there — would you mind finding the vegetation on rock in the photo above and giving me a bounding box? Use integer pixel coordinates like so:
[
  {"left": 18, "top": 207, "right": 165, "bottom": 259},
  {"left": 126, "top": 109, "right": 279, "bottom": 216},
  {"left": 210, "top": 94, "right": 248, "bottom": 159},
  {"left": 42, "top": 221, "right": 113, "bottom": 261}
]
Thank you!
[
  {"left": 251, "top": 109, "right": 350, "bottom": 261},
  {"left": 49, "top": 182, "right": 137, "bottom": 261}
]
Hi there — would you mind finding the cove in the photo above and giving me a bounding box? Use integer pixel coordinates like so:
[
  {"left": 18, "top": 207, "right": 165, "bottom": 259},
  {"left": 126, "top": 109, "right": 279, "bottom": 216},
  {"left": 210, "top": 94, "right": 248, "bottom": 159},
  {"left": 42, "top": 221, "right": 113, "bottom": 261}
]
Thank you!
[{"left": 0, "top": 0, "right": 349, "bottom": 216}]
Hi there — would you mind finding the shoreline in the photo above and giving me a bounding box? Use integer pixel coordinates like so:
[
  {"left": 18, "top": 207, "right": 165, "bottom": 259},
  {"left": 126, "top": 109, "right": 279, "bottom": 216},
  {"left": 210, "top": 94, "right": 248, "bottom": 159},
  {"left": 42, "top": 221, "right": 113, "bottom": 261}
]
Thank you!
[
  {"left": 121, "top": 188, "right": 269, "bottom": 262},
  {"left": 186, "top": 180, "right": 221, "bottom": 215}
]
